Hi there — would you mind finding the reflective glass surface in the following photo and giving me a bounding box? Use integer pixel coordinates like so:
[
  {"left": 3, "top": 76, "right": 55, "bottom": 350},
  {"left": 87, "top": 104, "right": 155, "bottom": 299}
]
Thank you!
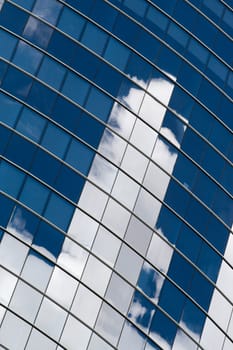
[{"left": 0, "top": 0, "right": 232, "bottom": 349}]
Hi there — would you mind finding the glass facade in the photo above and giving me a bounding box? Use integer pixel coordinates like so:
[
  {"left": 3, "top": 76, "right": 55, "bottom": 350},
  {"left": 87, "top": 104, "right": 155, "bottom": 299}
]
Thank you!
[{"left": 0, "top": 0, "right": 232, "bottom": 349}]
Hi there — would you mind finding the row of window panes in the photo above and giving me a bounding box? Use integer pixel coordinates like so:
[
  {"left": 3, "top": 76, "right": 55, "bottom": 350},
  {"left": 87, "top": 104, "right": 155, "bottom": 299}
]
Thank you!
[{"left": 1, "top": 22, "right": 232, "bottom": 164}]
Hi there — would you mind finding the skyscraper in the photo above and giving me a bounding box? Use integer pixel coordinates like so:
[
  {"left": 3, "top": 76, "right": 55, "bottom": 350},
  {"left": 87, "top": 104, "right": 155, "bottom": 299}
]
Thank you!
[{"left": 0, "top": 0, "right": 232, "bottom": 349}]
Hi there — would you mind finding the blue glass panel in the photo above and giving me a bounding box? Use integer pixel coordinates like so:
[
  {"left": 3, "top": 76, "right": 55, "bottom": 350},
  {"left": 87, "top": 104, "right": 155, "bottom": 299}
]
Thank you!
[
  {"left": 19, "top": 177, "right": 49, "bottom": 214},
  {"left": 32, "top": 0, "right": 62, "bottom": 25},
  {"left": 125, "top": 53, "right": 152, "bottom": 85},
  {"left": 192, "top": 13, "right": 217, "bottom": 47},
  {"left": 204, "top": 215, "right": 228, "bottom": 254},
  {"left": 209, "top": 120, "right": 232, "bottom": 156},
  {"left": 33, "top": 221, "right": 64, "bottom": 258},
  {"left": 159, "top": 280, "right": 185, "bottom": 321},
  {"left": 48, "top": 31, "right": 77, "bottom": 66},
  {"left": 185, "top": 198, "right": 209, "bottom": 234},
  {"left": 162, "top": 112, "right": 185, "bottom": 145},
  {"left": 189, "top": 103, "right": 213, "bottom": 138},
  {"left": 113, "top": 13, "right": 140, "bottom": 46},
  {"left": 206, "top": 56, "right": 228, "bottom": 88},
  {"left": 173, "top": 154, "right": 197, "bottom": 190},
  {"left": 54, "top": 165, "right": 85, "bottom": 202},
  {"left": 90, "top": 0, "right": 118, "bottom": 31},
  {"left": 41, "top": 123, "right": 70, "bottom": 158},
  {"left": 73, "top": 45, "right": 100, "bottom": 80},
  {"left": 85, "top": 87, "right": 113, "bottom": 122},
  {"left": 198, "top": 80, "right": 221, "bottom": 115},
  {"left": 136, "top": 30, "right": 160, "bottom": 62},
  {"left": 13, "top": 0, "right": 34, "bottom": 10},
  {"left": 155, "top": 206, "right": 182, "bottom": 244},
  {"left": 44, "top": 193, "right": 74, "bottom": 231},
  {"left": 62, "top": 72, "right": 90, "bottom": 106},
  {"left": 76, "top": 111, "right": 104, "bottom": 148},
  {"left": 37, "top": 56, "right": 66, "bottom": 90},
  {"left": 16, "top": 107, "right": 46, "bottom": 142},
  {"left": 169, "top": 87, "right": 194, "bottom": 121},
  {"left": 51, "top": 96, "right": 81, "bottom": 132},
  {"left": 81, "top": 22, "right": 108, "bottom": 55},
  {"left": 27, "top": 81, "right": 57, "bottom": 115},
  {"left": 0, "top": 93, "right": 22, "bottom": 127},
  {"left": 150, "top": 0, "right": 177, "bottom": 14},
  {"left": 197, "top": 242, "right": 221, "bottom": 283},
  {"left": 137, "top": 262, "right": 159, "bottom": 299},
  {"left": 176, "top": 225, "right": 202, "bottom": 262},
  {"left": 12, "top": 40, "right": 43, "bottom": 75},
  {"left": 0, "top": 125, "right": 11, "bottom": 154},
  {"left": 58, "top": 7, "right": 85, "bottom": 40},
  {"left": 0, "top": 2, "right": 28, "bottom": 34},
  {"left": 65, "top": 139, "right": 94, "bottom": 175},
  {"left": 167, "top": 22, "right": 189, "bottom": 53},
  {"left": 123, "top": 0, "right": 148, "bottom": 18},
  {"left": 145, "top": 6, "right": 169, "bottom": 39},
  {"left": 165, "top": 180, "right": 190, "bottom": 217},
  {"left": 150, "top": 310, "right": 177, "bottom": 347},
  {"left": 187, "top": 39, "right": 209, "bottom": 70},
  {"left": 193, "top": 172, "right": 216, "bottom": 207},
  {"left": 94, "top": 63, "right": 122, "bottom": 96},
  {"left": 218, "top": 96, "right": 233, "bottom": 130},
  {"left": 214, "top": 31, "right": 232, "bottom": 65},
  {"left": 128, "top": 291, "right": 154, "bottom": 332},
  {"left": 181, "top": 128, "right": 206, "bottom": 163},
  {"left": 181, "top": 300, "right": 205, "bottom": 341},
  {"left": 178, "top": 63, "right": 202, "bottom": 95},
  {"left": 23, "top": 16, "right": 53, "bottom": 49},
  {"left": 8, "top": 206, "right": 39, "bottom": 242},
  {"left": 4, "top": 133, "right": 36, "bottom": 170},
  {"left": 0, "top": 29, "right": 17, "bottom": 60},
  {"left": 173, "top": 0, "right": 197, "bottom": 30},
  {"left": 0, "top": 161, "right": 25, "bottom": 197},
  {"left": 221, "top": 162, "right": 233, "bottom": 194},
  {"left": 31, "top": 149, "right": 61, "bottom": 186},
  {"left": 0, "top": 60, "right": 7, "bottom": 83},
  {"left": 104, "top": 37, "right": 130, "bottom": 70},
  {"left": 65, "top": 0, "right": 94, "bottom": 15},
  {"left": 189, "top": 271, "right": 213, "bottom": 310},
  {"left": 201, "top": 146, "right": 224, "bottom": 182},
  {"left": 168, "top": 251, "right": 194, "bottom": 291},
  {"left": 0, "top": 194, "right": 14, "bottom": 228},
  {"left": 212, "top": 188, "right": 232, "bottom": 227},
  {"left": 156, "top": 45, "right": 181, "bottom": 78},
  {"left": 2, "top": 66, "right": 33, "bottom": 100}
]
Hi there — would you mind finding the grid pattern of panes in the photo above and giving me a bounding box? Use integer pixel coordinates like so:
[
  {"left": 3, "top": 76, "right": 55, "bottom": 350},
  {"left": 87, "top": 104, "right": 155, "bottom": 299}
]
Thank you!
[{"left": 0, "top": 0, "right": 232, "bottom": 349}]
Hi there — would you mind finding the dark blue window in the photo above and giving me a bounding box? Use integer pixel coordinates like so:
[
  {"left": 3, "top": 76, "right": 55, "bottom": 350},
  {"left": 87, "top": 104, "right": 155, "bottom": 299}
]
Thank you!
[
  {"left": 31, "top": 149, "right": 61, "bottom": 186},
  {"left": 168, "top": 252, "right": 194, "bottom": 291},
  {"left": 2, "top": 66, "right": 33, "bottom": 100},
  {"left": 159, "top": 280, "right": 185, "bottom": 321},
  {"left": 150, "top": 310, "right": 177, "bottom": 348},
  {"left": 0, "top": 93, "right": 22, "bottom": 127},
  {"left": 76, "top": 112, "right": 104, "bottom": 148},
  {"left": 44, "top": 193, "right": 74, "bottom": 231},
  {"left": 33, "top": 221, "right": 64, "bottom": 258},
  {"left": 0, "top": 194, "right": 14, "bottom": 228},
  {"left": 19, "top": 177, "right": 50, "bottom": 214},
  {"left": 65, "top": 139, "right": 94, "bottom": 175},
  {"left": 0, "top": 161, "right": 25, "bottom": 198},
  {"left": 0, "top": 2, "right": 28, "bottom": 34},
  {"left": 51, "top": 96, "right": 81, "bottom": 133},
  {"left": 4, "top": 133, "right": 37, "bottom": 170},
  {"left": 155, "top": 206, "right": 182, "bottom": 244},
  {"left": 54, "top": 165, "right": 85, "bottom": 202},
  {"left": 27, "top": 82, "right": 57, "bottom": 115},
  {"left": 85, "top": 87, "right": 113, "bottom": 122}
]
